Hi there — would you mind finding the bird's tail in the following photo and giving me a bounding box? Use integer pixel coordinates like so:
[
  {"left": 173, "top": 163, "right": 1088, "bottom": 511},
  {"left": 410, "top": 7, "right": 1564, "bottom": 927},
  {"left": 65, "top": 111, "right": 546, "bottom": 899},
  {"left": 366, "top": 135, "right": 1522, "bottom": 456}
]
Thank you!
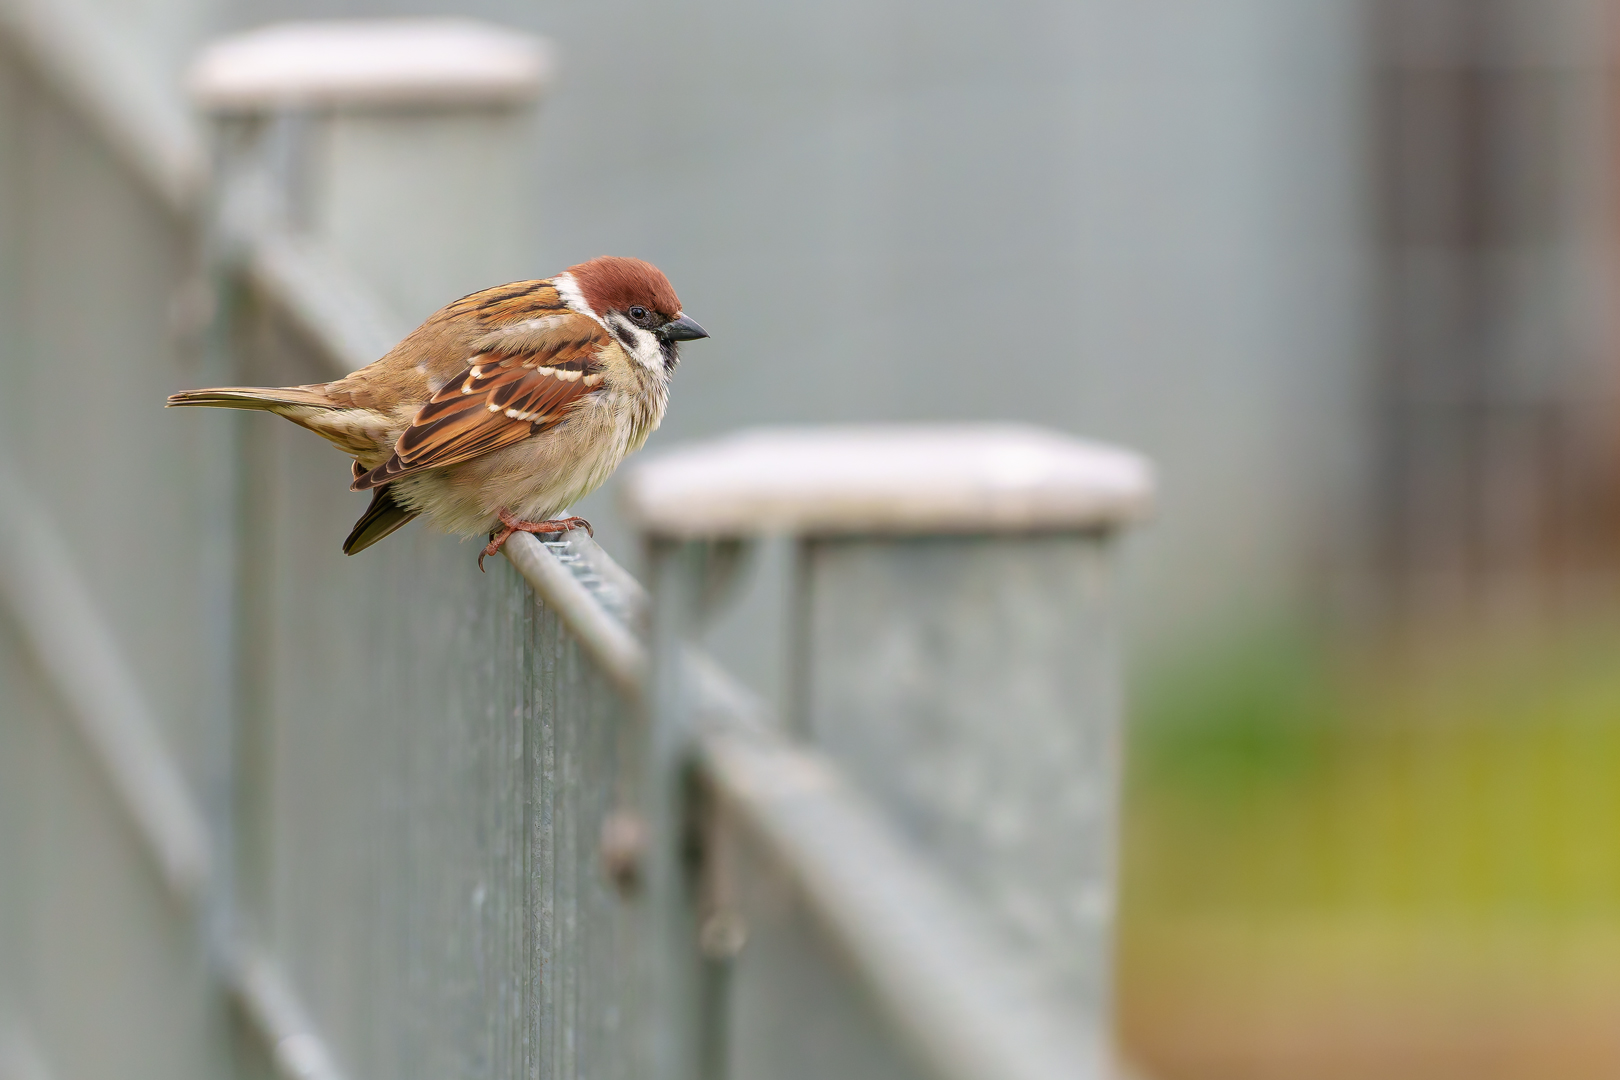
[
  {"left": 343, "top": 486, "right": 419, "bottom": 555},
  {"left": 166, "top": 385, "right": 339, "bottom": 411}
]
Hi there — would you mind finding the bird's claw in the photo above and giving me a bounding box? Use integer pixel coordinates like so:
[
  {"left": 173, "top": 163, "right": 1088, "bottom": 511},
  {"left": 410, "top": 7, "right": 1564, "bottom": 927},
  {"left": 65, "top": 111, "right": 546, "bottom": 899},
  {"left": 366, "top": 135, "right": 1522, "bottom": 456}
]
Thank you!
[{"left": 479, "top": 512, "right": 594, "bottom": 571}]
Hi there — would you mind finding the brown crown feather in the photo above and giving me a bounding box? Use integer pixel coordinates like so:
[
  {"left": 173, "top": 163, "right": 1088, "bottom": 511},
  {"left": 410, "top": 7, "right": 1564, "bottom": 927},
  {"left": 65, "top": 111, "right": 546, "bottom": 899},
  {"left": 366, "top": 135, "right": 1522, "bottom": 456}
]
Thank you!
[{"left": 568, "top": 256, "right": 682, "bottom": 319}]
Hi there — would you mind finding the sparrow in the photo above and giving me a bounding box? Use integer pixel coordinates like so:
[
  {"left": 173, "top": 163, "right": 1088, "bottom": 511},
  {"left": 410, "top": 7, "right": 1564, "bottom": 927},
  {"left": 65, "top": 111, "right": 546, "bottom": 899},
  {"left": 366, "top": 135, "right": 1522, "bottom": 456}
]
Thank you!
[{"left": 168, "top": 256, "right": 706, "bottom": 567}]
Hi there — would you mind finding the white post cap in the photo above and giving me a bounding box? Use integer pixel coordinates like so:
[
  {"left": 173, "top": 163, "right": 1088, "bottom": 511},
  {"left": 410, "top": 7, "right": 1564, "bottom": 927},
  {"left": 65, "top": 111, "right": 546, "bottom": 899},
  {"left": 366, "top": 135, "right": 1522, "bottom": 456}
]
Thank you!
[
  {"left": 188, "top": 19, "right": 554, "bottom": 112},
  {"left": 621, "top": 425, "right": 1154, "bottom": 539}
]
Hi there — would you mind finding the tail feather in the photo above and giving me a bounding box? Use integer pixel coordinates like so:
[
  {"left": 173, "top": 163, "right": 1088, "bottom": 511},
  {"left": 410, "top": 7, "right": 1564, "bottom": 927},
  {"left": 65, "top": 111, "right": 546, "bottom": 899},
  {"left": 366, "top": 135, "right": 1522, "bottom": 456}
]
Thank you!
[
  {"left": 169, "top": 383, "right": 387, "bottom": 457},
  {"left": 166, "top": 385, "right": 338, "bottom": 411},
  {"left": 343, "top": 486, "right": 419, "bottom": 555}
]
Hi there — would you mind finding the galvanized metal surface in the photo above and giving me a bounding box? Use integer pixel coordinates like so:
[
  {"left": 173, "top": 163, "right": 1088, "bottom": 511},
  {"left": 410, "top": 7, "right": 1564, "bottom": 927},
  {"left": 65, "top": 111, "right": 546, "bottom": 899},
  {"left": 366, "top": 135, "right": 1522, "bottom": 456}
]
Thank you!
[
  {"left": 624, "top": 429, "right": 1138, "bottom": 1075},
  {"left": 696, "top": 694, "right": 1107, "bottom": 1080},
  {"left": 231, "top": 372, "right": 641, "bottom": 1079},
  {"left": 504, "top": 532, "right": 647, "bottom": 699},
  {"left": 800, "top": 534, "right": 1122, "bottom": 1018},
  {"left": 3, "top": 12, "right": 1146, "bottom": 1080}
]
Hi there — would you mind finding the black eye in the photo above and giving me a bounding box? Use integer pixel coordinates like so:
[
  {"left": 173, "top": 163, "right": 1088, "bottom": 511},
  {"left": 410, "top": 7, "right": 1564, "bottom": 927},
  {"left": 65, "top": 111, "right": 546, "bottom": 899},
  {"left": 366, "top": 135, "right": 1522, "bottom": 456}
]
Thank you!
[{"left": 628, "top": 306, "right": 649, "bottom": 323}]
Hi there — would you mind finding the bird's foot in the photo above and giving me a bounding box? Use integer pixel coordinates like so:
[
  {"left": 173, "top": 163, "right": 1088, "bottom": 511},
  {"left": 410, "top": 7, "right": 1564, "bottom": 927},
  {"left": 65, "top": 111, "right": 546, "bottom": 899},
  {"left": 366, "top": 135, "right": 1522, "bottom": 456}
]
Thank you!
[{"left": 479, "top": 510, "right": 594, "bottom": 571}]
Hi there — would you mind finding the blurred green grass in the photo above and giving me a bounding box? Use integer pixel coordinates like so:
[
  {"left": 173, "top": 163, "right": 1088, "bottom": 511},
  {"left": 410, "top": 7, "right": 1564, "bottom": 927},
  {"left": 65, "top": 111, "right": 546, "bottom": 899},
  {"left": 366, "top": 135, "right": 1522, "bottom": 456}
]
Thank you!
[{"left": 1117, "top": 616, "right": 1620, "bottom": 1079}]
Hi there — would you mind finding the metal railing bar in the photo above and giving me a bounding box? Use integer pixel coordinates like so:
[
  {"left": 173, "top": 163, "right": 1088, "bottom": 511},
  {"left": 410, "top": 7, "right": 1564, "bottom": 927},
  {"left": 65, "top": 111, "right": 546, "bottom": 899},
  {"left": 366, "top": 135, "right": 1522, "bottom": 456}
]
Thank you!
[
  {"left": 571, "top": 535, "right": 649, "bottom": 609},
  {"left": 691, "top": 677, "right": 1105, "bottom": 1080},
  {"left": 0, "top": 0, "right": 205, "bottom": 217},
  {"left": 542, "top": 531, "right": 649, "bottom": 627},
  {"left": 225, "top": 944, "right": 353, "bottom": 1080},
  {"left": 0, "top": 459, "right": 212, "bottom": 905},
  {"left": 503, "top": 531, "right": 648, "bottom": 698}
]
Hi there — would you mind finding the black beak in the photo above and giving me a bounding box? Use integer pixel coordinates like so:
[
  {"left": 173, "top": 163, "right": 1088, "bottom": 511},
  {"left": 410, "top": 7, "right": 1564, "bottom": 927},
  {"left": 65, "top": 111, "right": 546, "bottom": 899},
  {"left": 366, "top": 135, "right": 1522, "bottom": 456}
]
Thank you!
[{"left": 659, "top": 315, "right": 709, "bottom": 342}]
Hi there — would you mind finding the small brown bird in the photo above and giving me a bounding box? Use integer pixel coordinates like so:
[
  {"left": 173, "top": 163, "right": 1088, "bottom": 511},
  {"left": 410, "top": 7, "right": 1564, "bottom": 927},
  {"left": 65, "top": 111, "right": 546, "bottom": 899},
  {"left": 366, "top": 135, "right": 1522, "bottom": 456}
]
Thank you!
[{"left": 168, "top": 256, "right": 706, "bottom": 566}]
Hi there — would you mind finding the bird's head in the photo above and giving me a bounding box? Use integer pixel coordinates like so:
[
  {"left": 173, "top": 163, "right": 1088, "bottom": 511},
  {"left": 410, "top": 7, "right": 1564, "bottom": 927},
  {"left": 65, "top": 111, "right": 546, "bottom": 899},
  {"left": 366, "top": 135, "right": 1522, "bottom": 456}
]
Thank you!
[{"left": 557, "top": 255, "right": 708, "bottom": 373}]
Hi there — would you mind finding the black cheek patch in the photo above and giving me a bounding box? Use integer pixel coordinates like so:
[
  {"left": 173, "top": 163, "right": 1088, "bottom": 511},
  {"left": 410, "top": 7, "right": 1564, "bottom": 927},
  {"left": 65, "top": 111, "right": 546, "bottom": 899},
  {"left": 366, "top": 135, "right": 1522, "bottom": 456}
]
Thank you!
[{"left": 611, "top": 324, "right": 639, "bottom": 352}]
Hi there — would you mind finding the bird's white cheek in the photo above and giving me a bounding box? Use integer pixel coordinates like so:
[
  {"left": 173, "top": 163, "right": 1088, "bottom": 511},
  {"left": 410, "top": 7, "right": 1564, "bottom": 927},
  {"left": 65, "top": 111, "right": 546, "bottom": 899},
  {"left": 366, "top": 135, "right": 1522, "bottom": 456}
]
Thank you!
[
  {"left": 607, "top": 314, "right": 666, "bottom": 371},
  {"left": 631, "top": 329, "right": 665, "bottom": 370}
]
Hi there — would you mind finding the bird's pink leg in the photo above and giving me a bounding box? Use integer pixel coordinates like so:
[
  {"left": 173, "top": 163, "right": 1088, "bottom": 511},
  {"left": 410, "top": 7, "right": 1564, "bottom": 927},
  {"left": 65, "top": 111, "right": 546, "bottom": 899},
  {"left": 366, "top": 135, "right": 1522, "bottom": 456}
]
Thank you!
[{"left": 479, "top": 509, "right": 594, "bottom": 571}]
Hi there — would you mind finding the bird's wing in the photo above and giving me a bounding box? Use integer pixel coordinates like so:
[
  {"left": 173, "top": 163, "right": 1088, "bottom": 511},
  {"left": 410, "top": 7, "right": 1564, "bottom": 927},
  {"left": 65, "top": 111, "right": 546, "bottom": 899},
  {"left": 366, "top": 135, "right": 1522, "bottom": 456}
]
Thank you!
[{"left": 353, "top": 313, "right": 609, "bottom": 491}]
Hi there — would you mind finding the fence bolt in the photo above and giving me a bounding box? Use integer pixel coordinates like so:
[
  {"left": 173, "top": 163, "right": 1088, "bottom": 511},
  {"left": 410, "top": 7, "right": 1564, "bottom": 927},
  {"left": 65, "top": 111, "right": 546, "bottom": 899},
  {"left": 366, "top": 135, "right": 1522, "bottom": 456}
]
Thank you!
[{"left": 600, "top": 810, "right": 648, "bottom": 895}]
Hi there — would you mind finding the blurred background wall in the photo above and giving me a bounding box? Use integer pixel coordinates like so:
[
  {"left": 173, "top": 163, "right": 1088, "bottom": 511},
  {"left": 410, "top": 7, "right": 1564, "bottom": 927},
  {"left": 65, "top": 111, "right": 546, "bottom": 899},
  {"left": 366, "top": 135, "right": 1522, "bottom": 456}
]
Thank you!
[
  {"left": 3, "top": 0, "right": 1618, "bottom": 1077},
  {"left": 1362, "top": 0, "right": 1619, "bottom": 624}
]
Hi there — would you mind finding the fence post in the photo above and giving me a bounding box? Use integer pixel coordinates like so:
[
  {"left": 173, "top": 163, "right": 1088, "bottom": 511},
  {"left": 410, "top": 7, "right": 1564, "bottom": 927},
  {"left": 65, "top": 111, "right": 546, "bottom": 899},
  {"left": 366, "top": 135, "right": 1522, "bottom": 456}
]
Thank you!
[
  {"left": 189, "top": 18, "right": 553, "bottom": 322},
  {"left": 635, "top": 539, "right": 728, "bottom": 1080},
  {"left": 624, "top": 424, "right": 1152, "bottom": 1077}
]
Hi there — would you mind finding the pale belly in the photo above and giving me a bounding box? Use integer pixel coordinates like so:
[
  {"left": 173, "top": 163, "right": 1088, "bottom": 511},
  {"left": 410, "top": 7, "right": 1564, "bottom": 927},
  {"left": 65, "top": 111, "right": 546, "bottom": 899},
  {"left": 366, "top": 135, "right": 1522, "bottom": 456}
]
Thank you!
[{"left": 389, "top": 395, "right": 647, "bottom": 537}]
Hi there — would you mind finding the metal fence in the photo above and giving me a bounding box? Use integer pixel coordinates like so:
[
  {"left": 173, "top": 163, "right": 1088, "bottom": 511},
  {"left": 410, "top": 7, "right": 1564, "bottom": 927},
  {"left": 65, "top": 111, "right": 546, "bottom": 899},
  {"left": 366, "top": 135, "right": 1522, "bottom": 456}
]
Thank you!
[{"left": 0, "top": 11, "right": 1150, "bottom": 1080}]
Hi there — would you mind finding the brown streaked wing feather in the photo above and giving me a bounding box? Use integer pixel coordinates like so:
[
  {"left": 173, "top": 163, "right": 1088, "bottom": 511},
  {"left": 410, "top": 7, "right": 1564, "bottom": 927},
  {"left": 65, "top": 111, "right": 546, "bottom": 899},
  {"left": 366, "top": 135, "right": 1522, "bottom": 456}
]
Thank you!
[
  {"left": 353, "top": 314, "right": 609, "bottom": 491},
  {"left": 440, "top": 279, "right": 569, "bottom": 324}
]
